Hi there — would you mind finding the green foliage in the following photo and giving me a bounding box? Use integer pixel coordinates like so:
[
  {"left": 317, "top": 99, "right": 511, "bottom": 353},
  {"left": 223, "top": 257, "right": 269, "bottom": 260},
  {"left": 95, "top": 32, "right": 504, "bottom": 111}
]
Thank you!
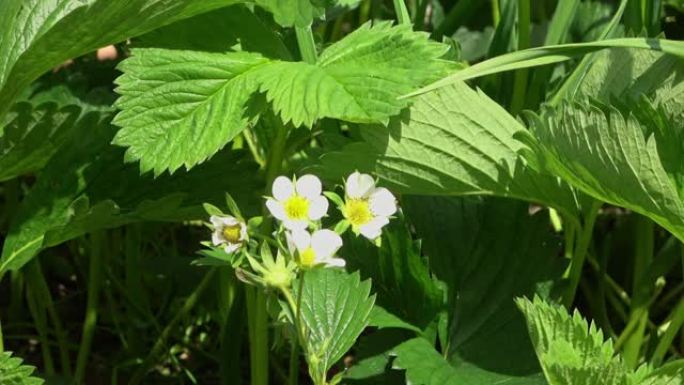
[
  {"left": 295, "top": 268, "right": 375, "bottom": 383},
  {"left": 319, "top": 82, "right": 580, "bottom": 221},
  {"left": 253, "top": 0, "right": 360, "bottom": 27},
  {"left": 0, "top": 352, "right": 43, "bottom": 385}
]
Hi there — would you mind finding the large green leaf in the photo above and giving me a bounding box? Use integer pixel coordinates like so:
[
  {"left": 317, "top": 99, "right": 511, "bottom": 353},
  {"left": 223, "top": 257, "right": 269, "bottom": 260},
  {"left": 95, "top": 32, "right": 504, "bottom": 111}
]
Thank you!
[
  {"left": 318, "top": 82, "right": 580, "bottom": 222},
  {"left": 295, "top": 268, "right": 375, "bottom": 383},
  {"left": 114, "top": 22, "right": 452, "bottom": 174},
  {"left": 254, "top": 22, "right": 452, "bottom": 127},
  {"left": 525, "top": 101, "right": 684, "bottom": 242},
  {"left": 0, "top": 0, "right": 239, "bottom": 119},
  {"left": 393, "top": 196, "right": 561, "bottom": 385},
  {"left": 253, "top": 0, "right": 360, "bottom": 27},
  {"left": 113, "top": 49, "right": 267, "bottom": 175},
  {"left": 0, "top": 113, "right": 260, "bottom": 275},
  {"left": 391, "top": 338, "right": 464, "bottom": 385},
  {"left": 0, "top": 351, "right": 43, "bottom": 385},
  {"left": 516, "top": 297, "right": 637, "bottom": 385}
]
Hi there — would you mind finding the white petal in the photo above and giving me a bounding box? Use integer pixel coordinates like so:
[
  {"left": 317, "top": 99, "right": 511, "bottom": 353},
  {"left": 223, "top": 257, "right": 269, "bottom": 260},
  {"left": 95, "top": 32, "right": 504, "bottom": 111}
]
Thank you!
[
  {"left": 290, "top": 230, "right": 312, "bottom": 252},
  {"left": 345, "top": 172, "right": 375, "bottom": 199},
  {"left": 359, "top": 217, "right": 389, "bottom": 240},
  {"left": 210, "top": 215, "right": 224, "bottom": 228},
  {"left": 239, "top": 224, "right": 248, "bottom": 241},
  {"left": 266, "top": 199, "right": 286, "bottom": 220},
  {"left": 295, "top": 174, "right": 322, "bottom": 199},
  {"left": 212, "top": 231, "right": 224, "bottom": 246},
  {"left": 272, "top": 176, "right": 294, "bottom": 201},
  {"left": 311, "top": 229, "right": 343, "bottom": 259},
  {"left": 285, "top": 231, "right": 296, "bottom": 254},
  {"left": 369, "top": 188, "right": 397, "bottom": 217},
  {"left": 224, "top": 243, "right": 241, "bottom": 253},
  {"left": 324, "top": 257, "right": 346, "bottom": 268},
  {"left": 283, "top": 218, "right": 308, "bottom": 231},
  {"left": 308, "top": 195, "right": 329, "bottom": 220}
]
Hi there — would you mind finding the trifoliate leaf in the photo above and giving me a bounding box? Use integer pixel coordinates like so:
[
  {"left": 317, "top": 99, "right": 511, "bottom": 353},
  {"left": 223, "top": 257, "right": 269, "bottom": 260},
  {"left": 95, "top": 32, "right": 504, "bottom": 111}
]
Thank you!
[
  {"left": 295, "top": 268, "right": 375, "bottom": 382},
  {"left": 113, "top": 49, "right": 268, "bottom": 175},
  {"left": 516, "top": 296, "right": 637, "bottom": 385},
  {"left": 0, "top": 351, "right": 43, "bottom": 385},
  {"left": 254, "top": 21, "right": 454, "bottom": 127},
  {"left": 0, "top": 0, "right": 240, "bottom": 120},
  {"left": 318, "top": 82, "right": 580, "bottom": 223}
]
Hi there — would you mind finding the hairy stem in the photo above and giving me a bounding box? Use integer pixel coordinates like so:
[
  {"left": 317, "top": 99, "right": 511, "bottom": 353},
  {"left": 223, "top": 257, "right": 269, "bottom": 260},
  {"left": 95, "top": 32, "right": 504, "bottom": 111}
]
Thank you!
[
  {"left": 295, "top": 26, "right": 318, "bottom": 64},
  {"left": 562, "top": 200, "right": 601, "bottom": 307},
  {"left": 75, "top": 232, "right": 105, "bottom": 384}
]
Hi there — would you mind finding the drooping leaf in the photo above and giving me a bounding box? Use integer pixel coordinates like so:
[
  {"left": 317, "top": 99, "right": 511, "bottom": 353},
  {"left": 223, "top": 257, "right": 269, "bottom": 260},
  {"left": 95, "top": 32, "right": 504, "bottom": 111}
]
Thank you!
[
  {"left": 295, "top": 268, "right": 375, "bottom": 382},
  {"left": 0, "top": 0, "right": 240, "bottom": 119},
  {"left": 525, "top": 101, "right": 684, "bottom": 242},
  {"left": 0, "top": 351, "right": 43, "bottom": 385},
  {"left": 516, "top": 296, "right": 637, "bottom": 385},
  {"left": 396, "top": 196, "right": 562, "bottom": 385},
  {"left": 112, "top": 49, "right": 267, "bottom": 175},
  {"left": 253, "top": 21, "right": 454, "bottom": 127},
  {"left": 318, "top": 82, "right": 580, "bottom": 222},
  {"left": 0, "top": 113, "right": 260, "bottom": 275}
]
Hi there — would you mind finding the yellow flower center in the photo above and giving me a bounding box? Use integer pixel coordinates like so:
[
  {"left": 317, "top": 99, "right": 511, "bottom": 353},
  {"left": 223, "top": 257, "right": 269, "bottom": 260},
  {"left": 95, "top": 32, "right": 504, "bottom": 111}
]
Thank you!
[
  {"left": 299, "top": 247, "right": 317, "bottom": 267},
  {"left": 344, "top": 199, "right": 373, "bottom": 226},
  {"left": 284, "top": 195, "right": 309, "bottom": 220},
  {"left": 222, "top": 224, "right": 242, "bottom": 243}
]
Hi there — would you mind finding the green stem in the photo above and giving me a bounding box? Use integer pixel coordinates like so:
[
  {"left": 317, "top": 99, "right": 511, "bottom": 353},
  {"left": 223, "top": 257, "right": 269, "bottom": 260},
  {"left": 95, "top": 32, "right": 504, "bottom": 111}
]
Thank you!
[
  {"left": 562, "top": 200, "right": 601, "bottom": 307},
  {"left": 295, "top": 26, "right": 318, "bottom": 64},
  {"left": 393, "top": 0, "right": 411, "bottom": 25},
  {"left": 622, "top": 216, "right": 655, "bottom": 369},
  {"left": 75, "top": 232, "right": 105, "bottom": 384},
  {"left": 128, "top": 268, "right": 217, "bottom": 385},
  {"left": 0, "top": 317, "right": 3, "bottom": 353},
  {"left": 510, "top": 0, "right": 531, "bottom": 115},
  {"left": 651, "top": 297, "right": 684, "bottom": 366},
  {"left": 491, "top": 0, "right": 501, "bottom": 27}
]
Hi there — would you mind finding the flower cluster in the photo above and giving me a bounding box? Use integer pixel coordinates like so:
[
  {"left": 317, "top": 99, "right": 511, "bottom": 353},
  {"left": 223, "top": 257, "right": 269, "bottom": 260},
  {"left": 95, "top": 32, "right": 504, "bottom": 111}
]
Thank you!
[{"left": 206, "top": 172, "right": 397, "bottom": 289}]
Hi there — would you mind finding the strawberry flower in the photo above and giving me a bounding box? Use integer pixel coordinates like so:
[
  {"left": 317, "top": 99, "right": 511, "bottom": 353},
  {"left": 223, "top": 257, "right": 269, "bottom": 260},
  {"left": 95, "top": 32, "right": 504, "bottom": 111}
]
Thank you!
[
  {"left": 266, "top": 175, "right": 329, "bottom": 230},
  {"left": 211, "top": 215, "right": 248, "bottom": 253},
  {"left": 343, "top": 172, "right": 397, "bottom": 240},
  {"left": 287, "top": 229, "right": 345, "bottom": 268}
]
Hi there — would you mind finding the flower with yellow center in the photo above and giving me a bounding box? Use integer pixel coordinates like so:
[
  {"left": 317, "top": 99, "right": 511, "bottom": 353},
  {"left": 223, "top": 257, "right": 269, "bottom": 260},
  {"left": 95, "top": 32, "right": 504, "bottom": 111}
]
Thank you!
[
  {"left": 210, "top": 215, "right": 248, "bottom": 253},
  {"left": 287, "top": 229, "right": 345, "bottom": 268},
  {"left": 343, "top": 172, "right": 397, "bottom": 240},
  {"left": 266, "top": 175, "right": 329, "bottom": 230}
]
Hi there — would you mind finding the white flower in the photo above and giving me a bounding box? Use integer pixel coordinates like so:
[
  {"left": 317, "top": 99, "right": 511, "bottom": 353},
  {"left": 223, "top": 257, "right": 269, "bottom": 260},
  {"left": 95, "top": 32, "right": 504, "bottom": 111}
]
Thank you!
[
  {"left": 266, "top": 175, "right": 329, "bottom": 230},
  {"left": 210, "top": 215, "right": 248, "bottom": 253},
  {"left": 287, "top": 229, "right": 345, "bottom": 268},
  {"left": 343, "top": 172, "right": 397, "bottom": 240}
]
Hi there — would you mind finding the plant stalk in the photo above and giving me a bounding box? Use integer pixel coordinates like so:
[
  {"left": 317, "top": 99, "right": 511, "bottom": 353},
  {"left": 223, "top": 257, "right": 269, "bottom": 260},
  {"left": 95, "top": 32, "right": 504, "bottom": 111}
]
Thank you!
[
  {"left": 393, "top": 0, "right": 411, "bottom": 25},
  {"left": 562, "top": 201, "right": 601, "bottom": 307},
  {"left": 651, "top": 297, "right": 684, "bottom": 366},
  {"left": 295, "top": 26, "right": 318, "bottom": 64},
  {"left": 491, "top": 0, "right": 500, "bottom": 27},
  {"left": 75, "top": 231, "right": 106, "bottom": 384},
  {"left": 510, "top": 0, "right": 531, "bottom": 115},
  {"left": 128, "top": 268, "right": 217, "bottom": 385}
]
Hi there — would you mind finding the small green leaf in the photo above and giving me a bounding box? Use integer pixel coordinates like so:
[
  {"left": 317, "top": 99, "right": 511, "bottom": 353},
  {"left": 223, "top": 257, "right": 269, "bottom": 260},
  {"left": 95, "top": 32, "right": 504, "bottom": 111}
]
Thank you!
[
  {"left": 0, "top": 351, "right": 44, "bottom": 385},
  {"left": 295, "top": 268, "right": 375, "bottom": 382}
]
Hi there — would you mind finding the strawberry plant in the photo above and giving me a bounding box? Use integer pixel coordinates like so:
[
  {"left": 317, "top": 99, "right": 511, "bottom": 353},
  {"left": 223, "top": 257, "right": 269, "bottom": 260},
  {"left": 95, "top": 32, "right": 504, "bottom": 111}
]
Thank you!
[{"left": 0, "top": 0, "right": 683, "bottom": 384}]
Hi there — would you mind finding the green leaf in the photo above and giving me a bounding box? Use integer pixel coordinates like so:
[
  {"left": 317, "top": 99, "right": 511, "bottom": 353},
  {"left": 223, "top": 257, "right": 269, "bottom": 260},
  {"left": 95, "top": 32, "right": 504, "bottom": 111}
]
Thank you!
[
  {"left": 516, "top": 296, "right": 636, "bottom": 385},
  {"left": 318, "top": 82, "right": 580, "bottom": 222},
  {"left": 113, "top": 49, "right": 268, "bottom": 175},
  {"left": 0, "top": 113, "right": 260, "bottom": 275},
  {"left": 0, "top": 103, "right": 81, "bottom": 182},
  {"left": 396, "top": 196, "right": 563, "bottom": 384},
  {"left": 525, "top": 101, "right": 684, "bottom": 243},
  {"left": 295, "top": 268, "right": 375, "bottom": 382},
  {"left": 0, "top": 0, "right": 240, "bottom": 119},
  {"left": 253, "top": 0, "right": 361, "bottom": 27},
  {"left": 639, "top": 361, "right": 684, "bottom": 385},
  {"left": 0, "top": 351, "right": 43, "bottom": 385},
  {"left": 344, "top": 329, "right": 409, "bottom": 384},
  {"left": 254, "top": 21, "right": 453, "bottom": 127},
  {"left": 406, "top": 37, "right": 684, "bottom": 97},
  {"left": 391, "top": 338, "right": 462, "bottom": 385},
  {"left": 135, "top": 5, "right": 291, "bottom": 60}
]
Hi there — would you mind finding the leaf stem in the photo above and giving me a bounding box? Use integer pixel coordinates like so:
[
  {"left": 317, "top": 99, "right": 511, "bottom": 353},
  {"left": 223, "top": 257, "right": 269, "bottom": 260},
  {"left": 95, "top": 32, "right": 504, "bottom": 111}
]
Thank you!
[
  {"left": 491, "top": 0, "right": 501, "bottom": 27},
  {"left": 295, "top": 26, "right": 318, "bottom": 64},
  {"left": 393, "top": 0, "right": 411, "bottom": 25},
  {"left": 510, "top": 0, "right": 530, "bottom": 115},
  {"left": 651, "top": 297, "right": 684, "bottom": 366},
  {"left": 562, "top": 200, "right": 601, "bottom": 307},
  {"left": 75, "top": 231, "right": 105, "bottom": 384}
]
